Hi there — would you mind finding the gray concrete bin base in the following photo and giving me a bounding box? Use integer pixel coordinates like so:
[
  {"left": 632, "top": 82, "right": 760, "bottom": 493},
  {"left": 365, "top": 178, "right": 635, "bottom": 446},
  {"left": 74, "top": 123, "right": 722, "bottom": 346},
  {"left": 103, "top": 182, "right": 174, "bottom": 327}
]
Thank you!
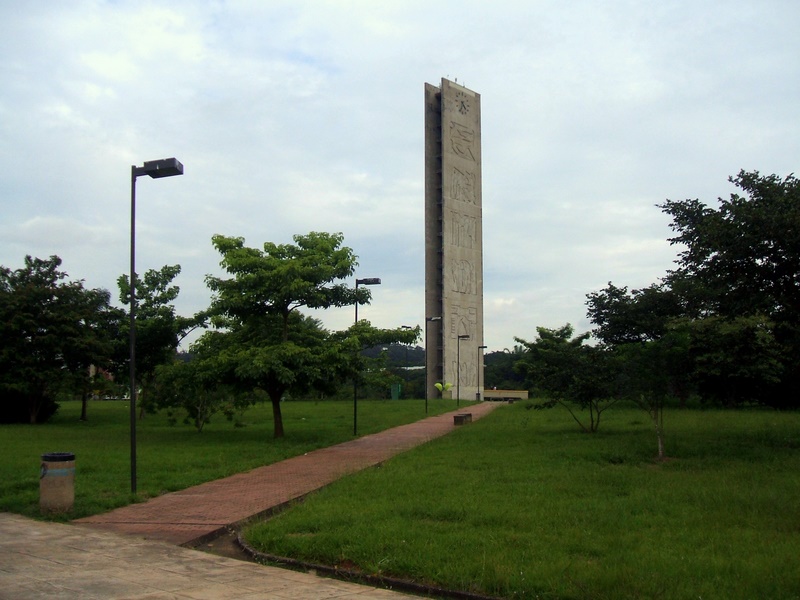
[{"left": 40, "top": 452, "right": 75, "bottom": 513}]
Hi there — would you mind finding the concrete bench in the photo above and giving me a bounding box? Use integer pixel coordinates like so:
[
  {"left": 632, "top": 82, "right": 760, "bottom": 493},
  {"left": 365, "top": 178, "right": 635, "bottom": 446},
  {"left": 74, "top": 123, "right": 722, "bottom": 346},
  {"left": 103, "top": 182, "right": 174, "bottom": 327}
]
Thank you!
[{"left": 454, "top": 413, "right": 473, "bottom": 425}]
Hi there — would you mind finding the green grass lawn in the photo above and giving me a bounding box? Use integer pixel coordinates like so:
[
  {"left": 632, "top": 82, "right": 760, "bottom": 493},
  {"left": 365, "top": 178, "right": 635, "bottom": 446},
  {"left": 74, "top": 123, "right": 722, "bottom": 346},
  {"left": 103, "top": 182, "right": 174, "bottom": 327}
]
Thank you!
[
  {"left": 0, "top": 397, "right": 467, "bottom": 521},
  {"left": 244, "top": 403, "right": 800, "bottom": 599}
]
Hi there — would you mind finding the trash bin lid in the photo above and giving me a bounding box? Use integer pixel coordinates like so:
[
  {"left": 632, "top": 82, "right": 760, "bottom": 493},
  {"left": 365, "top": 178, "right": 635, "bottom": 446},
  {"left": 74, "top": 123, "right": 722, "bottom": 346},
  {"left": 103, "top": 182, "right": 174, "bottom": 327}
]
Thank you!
[{"left": 41, "top": 452, "right": 75, "bottom": 462}]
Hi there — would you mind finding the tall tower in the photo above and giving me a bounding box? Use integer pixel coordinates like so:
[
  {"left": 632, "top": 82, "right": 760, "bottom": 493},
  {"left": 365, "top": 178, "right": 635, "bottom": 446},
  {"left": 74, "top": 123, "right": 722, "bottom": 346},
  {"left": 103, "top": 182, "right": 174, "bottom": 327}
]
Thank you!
[{"left": 424, "top": 78, "right": 484, "bottom": 402}]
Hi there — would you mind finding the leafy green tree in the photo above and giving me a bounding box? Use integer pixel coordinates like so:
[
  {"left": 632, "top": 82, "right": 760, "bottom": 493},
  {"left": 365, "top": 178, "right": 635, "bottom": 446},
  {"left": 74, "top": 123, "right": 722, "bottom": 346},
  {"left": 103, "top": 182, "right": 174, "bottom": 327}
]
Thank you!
[
  {"left": 0, "top": 256, "right": 115, "bottom": 423},
  {"left": 612, "top": 328, "right": 692, "bottom": 459},
  {"left": 587, "top": 171, "right": 800, "bottom": 408},
  {"left": 586, "top": 282, "right": 684, "bottom": 346},
  {"left": 153, "top": 358, "right": 255, "bottom": 432},
  {"left": 684, "top": 315, "right": 784, "bottom": 407},
  {"left": 661, "top": 171, "right": 800, "bottom": 320},
  {"left": 192, "top": 311, "right": 341, "bottom": 437},
  {"left": 515, "top": 325, "right": 618, "bottom": 433},
  {"left": 659, "top": 170, "right": 800, "bottom": 404},
  {"left": 335, "top": 320, "right": 420, "bottom": 401},
  {"left": 587, "top": 282, "right": 696, "bottom": 420},
  {"left": 207, "top": 233, "right": 369, "bottom": 343},
  {"left": 117, "top": 265, "right": 206, "bottom": 414},
  {"left": 202, "top": 232, "right": 417, "bottom": 438}
]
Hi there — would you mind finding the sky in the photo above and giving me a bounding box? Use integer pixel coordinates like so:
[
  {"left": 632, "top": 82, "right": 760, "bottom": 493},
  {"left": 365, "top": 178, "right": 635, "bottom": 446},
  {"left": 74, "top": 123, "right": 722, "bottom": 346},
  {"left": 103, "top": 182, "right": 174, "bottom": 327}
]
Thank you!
[{"left": 1, "top": 1, "right": 798, "bottom": 352}]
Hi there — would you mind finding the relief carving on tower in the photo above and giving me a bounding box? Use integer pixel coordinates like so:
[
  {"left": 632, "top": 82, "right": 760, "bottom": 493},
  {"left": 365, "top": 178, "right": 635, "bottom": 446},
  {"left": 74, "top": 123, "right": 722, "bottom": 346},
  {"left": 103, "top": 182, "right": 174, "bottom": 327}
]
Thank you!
[
  {"left": 448, "top": 305, "right": 478, "bottom": 387},
  {"left": 450, "top": 259, "right": 477, "bottom": 295},
  {"left": 449, "top": 121, "right": 476, "bottom": 162},
  {"left": 447, "top": 211, "right": 477, "bottom": 249},
  {"left": 451, "top": 166, "right": 477, "bottom": 205}
]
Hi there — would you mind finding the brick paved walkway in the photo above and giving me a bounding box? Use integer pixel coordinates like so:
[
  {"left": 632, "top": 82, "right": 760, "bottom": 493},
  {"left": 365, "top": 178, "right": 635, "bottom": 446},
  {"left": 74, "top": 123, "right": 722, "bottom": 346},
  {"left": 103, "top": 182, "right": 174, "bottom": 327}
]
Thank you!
[{"left": 76, "top": 402, "right": 501, "bottom": 546}]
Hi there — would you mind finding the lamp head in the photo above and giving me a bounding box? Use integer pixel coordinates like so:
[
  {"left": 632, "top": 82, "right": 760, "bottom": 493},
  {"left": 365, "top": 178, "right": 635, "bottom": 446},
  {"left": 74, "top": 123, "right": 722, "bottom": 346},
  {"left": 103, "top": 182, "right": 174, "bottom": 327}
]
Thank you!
[{"left": 142, "top": 158, "right": 184, "bottom": 178}]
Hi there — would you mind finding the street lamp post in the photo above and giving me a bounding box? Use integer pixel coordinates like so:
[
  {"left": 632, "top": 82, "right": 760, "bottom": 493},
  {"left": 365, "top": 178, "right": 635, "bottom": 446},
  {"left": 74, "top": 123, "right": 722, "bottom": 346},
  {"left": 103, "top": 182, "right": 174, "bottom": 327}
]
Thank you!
[
  {"left": 400, "top": 325, "right": 412, "bottom": 396},
  {"left": 354, "top": 277, "right": 381, "bottom": 323},
  {"left": 353, "top": 277, "right": 381, "bottom": 436},
  {"left": 130, "top": 158, "right": 183, "bottom": 494},
  {"left": 478, "top": 345, "right": 487, "bottom": 401},
  {"left": 424, "top": 316, "right": 441, "bottom": 413},
  {"left": 456, "top": 334, "right": 470, "bottom": 407}
]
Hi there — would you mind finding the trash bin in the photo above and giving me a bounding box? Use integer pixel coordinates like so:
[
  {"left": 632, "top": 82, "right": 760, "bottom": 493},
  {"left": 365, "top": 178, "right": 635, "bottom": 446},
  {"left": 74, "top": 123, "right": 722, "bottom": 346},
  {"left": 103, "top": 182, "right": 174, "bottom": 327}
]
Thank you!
[{"left": 40, "top": 452, "right": 75, "bottom": 513}]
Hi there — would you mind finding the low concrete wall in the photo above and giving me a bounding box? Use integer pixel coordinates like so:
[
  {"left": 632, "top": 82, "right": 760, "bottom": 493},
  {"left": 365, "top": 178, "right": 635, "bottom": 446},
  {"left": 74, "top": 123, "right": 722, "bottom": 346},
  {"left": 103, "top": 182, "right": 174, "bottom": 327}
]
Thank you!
[{"left": 483, "top": 389, "right": 529, "bottom": 401}]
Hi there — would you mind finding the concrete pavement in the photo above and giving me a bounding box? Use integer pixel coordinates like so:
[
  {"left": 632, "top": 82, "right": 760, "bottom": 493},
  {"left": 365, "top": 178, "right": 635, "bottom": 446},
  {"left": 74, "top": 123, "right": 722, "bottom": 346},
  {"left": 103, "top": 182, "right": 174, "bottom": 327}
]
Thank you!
[{"left": 0, "top": 513, "right": 417, "bottom": 599}]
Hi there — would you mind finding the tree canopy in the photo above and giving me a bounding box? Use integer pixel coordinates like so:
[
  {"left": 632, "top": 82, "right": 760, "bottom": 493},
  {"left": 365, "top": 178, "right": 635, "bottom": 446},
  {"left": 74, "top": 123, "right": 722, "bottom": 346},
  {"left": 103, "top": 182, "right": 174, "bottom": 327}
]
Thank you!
[
  {"left": 117, "top": 264, "right": 206, "bottom": 413},
  {"left": 660, "top": 171, "right": 800, "bottom": 323},
  {"left": 206, "top": 232, "right": 368, "bottom": 341},
  {"left": 515, "top": 325, "right": 618, "bottom": 433},
  {"left": 0, "top": 256, "right": 115, "bottom": 423},
  {"left": 196, "top": 232, "right": 418, "bottom": 438},
  {"left": 587, "top": 170, "right": 800, "bottom": 408}
]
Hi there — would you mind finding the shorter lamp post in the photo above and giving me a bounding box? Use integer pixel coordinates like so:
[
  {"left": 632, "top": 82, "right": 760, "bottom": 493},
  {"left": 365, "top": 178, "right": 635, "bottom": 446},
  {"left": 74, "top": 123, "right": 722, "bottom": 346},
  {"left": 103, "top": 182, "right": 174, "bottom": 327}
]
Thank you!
[
  {"left": 353, "top": 277, "right": 381, "bottom": 435},
  {"left": 456, "top": 334, "right": 470, "bottom": 407},
  {"left": 400, "top": 325, "right": 412, "bottom": 398},
  {"left": 400, "top": 325, "right": 412, "bottom": 373},
  {"left": 130, "top": 157, "right": 183, "bottom": 494},
  {"left": 478, "top": 345, "right": 487, "bottom": 401},
  {"left": 354, "top": 277, "right": 381, "bottom": 323},
  {"left": 425, "top": 316, "right": 441, "bottom": 413}
]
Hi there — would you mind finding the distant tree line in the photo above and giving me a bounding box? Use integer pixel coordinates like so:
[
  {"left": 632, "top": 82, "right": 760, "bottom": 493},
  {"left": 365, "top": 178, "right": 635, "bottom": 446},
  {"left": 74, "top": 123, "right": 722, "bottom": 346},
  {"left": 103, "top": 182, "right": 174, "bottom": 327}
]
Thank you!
[{"left": 3, "top": 171, "right": 796, "bottom": 441}]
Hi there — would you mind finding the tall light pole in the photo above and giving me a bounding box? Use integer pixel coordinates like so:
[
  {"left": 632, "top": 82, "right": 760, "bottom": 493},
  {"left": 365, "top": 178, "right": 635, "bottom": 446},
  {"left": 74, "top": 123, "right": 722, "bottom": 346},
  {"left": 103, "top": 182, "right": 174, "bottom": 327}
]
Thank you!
[
  {"left": 424, "top": 316, "right": 441, "bottom": 413},
  {"left": 130, "top": 158, "right": 183, "bottom": 494},
  {"left": 478, "top": 345, "right": 487, "bottom": 401},
  {"left": 353, "top": 277, "right": 381, "bottom": 435},
  {"left": 456, "top": 334, "right": 470, "bottom": 407}
]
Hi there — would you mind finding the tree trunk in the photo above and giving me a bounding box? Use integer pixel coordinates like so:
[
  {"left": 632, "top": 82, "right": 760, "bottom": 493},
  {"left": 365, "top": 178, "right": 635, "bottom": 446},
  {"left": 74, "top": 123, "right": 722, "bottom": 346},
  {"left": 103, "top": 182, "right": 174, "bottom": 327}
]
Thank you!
[
  {"left": 652, "top": 405, "right": 665, "bottom": 460},
  {"left": 270, "top": 394, "right": 284, "bottom": 438},
  {"left": 656, "top": 428, "right": 665, "bottom": 459},
  {"left": 636, "top": 394, "right": 667, "bottom": 460},
  {"left": 80, "top": 391, "right": 88, "bottom": 421},
  {"left": 29, "top": 393, "right": 42, "bottom": 424}
]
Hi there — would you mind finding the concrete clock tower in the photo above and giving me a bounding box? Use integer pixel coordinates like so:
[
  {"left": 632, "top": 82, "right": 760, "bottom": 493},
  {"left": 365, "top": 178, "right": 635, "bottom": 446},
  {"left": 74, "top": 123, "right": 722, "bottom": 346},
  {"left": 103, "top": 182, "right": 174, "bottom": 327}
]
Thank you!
[{"left": 424, "top": 78, "right": 484, "bottom": 403}]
